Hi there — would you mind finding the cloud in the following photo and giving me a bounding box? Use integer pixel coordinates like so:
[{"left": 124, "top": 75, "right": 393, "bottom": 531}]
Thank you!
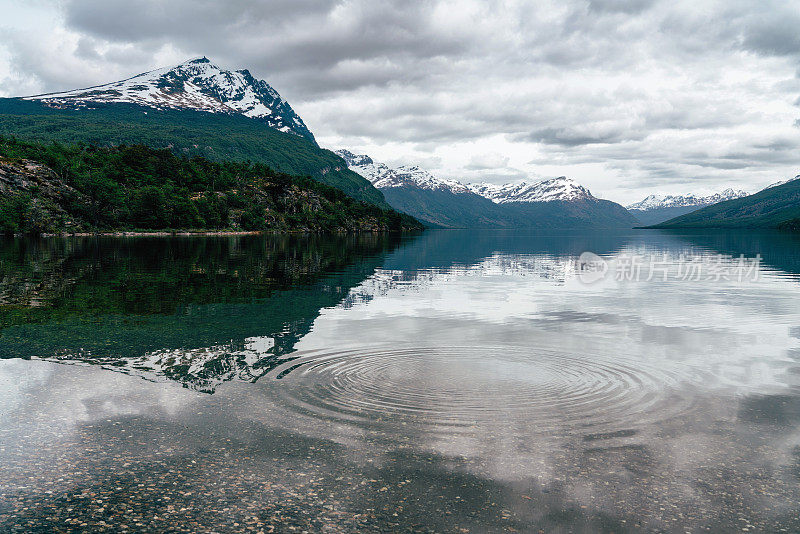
[
  {"left": 588, "top": 0, "right": 656, "bottom": 14},
  {"left": 465, "top": 153, "right": 511, "bottom": 170},
  {"left": 523, "top": 126, "right": 645, "bottom": 147},
  {"left": 738, "top": 4, "right": 800, "bottom": 57}
]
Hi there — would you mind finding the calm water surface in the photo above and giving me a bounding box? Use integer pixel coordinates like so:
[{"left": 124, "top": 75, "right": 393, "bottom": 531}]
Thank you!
[{"left": 1, "top": 230, "right": 800, "bottom": 532}]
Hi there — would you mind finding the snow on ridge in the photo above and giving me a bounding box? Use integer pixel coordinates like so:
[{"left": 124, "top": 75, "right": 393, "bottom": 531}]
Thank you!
[
  {"left": 335, "top": 150, "right": 471, "bottom": 193},
  {"left": 336, "top": 150, "right": 597, "bottom": 202},
  {"left": 336, "top": 149, "right": 374, "bottom": 167},
  {"left": 468, "top": 177, "right": 593, "bottom": 203},
  {"left": 25, "top": 57, "right": 314, "bottom": 140},
  {"left": 762, "top": 175, "right": 800, "bottom": 191},
  {"left": 627, "top": 188, "right": 750, "bottom": 211}
]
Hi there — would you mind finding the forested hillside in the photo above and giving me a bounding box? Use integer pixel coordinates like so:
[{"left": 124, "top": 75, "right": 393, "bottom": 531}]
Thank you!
[
  {"left": 652, "top": 178, "right": 800, "bottom": 229},
  {"left": 0, "top": 137, "right": 421, "bottom": 234}
]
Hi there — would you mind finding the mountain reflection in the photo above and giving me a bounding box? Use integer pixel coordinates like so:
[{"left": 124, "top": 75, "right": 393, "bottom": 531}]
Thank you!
[{"left": 0, "top": 234, "right": 407, "bottom": 392}]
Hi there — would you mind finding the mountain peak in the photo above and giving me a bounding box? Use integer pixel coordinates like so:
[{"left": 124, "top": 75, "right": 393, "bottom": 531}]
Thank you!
[
  {"left": 25, "top": 58, "right": 315, "bottom": 142},
  {"left": 335, "top": 149, "right": 373, "bottom": 167},
  {"left": 336, "top": 150, "right": 472, "bottom": 193},
  {"left": 468, "top": 177, "right": 594, "bottom": 203}
]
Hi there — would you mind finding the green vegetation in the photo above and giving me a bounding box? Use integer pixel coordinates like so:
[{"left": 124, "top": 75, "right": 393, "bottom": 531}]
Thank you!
[
  {"left": 0, "top": 136, "right": 422, "bottom": 234},
  {"left": 0, "top": 98, "right": 386, "bottom": 205},
  {"left": 652, "top": 179, "right": 800, "bottom": 229}
]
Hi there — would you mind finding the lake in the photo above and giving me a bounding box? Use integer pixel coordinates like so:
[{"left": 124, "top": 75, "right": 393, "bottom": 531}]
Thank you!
[{"left": 1, "top": 229, "right": 800, "bottom": 532}]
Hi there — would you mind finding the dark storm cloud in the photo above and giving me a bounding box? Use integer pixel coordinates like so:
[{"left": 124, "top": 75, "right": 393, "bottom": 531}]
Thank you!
[
  {"left": 739, "top": 7, "right": 800, "bottom": 57},
  {"left": 523, "top": 127, "right": 645, "bottom": 147},
  {"left": 61, "top": 0, "right": 474, "bottom": 94},
  {"left": 752, "top": 138, "right": 800, "bottom": 151},
  {"left": 588, "top": 0, "right": 655, "bottom": 14},
  {"left": 64, "top": 0, "right": 335, "bottom": 42}
]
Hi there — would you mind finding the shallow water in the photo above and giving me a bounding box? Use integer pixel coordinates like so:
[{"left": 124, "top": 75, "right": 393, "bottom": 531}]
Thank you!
[{"left": 1, "top": 230, "right": 800, "bottom": 532}]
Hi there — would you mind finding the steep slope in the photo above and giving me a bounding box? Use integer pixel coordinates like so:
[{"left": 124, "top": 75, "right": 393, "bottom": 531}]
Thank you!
[
  {"left": 339, "top": 150, "right": 638, "bottom": 228},
  {"left": 652, "top": 178, "right": 800, "bottom": 229},
  {"left": 627, "top": 189, "right": 749, "bottom": 226},
  {"left": 0, "top": 59, "right": 385, "bottom": 206},
  {"left": 378, "top": 187, "right": 512, "bottom": 228}
]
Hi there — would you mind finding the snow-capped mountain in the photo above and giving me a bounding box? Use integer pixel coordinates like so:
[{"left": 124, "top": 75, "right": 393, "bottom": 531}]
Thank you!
[
  {"left": 336, "top": 149, "right": 472, "bottom": 193},
  {"left": 26, "top": 57, "right": 314, "bottom": 141},
  {"left": 469, "top": 178, "right": 594, "bottom": 203},
  {"left": 48, "top": 337, "right": 288, "bottom": 394},
  {"left": 626, "top": 188, "right": 749, "bottom": 211},
  {"left": 337, "top": 150, "right": 596, "bottom": 202},
  {"left": 336, "top": 149, "right": 637, "bottom": 228}
]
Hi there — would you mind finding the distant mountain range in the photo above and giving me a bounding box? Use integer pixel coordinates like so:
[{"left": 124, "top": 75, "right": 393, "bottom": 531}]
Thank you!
[
  {"left": 626, "top": 189, "right": 750, "bottom": 226},
  {"left": 652, "top": 177, "right": 800, "bottom": 229},
  {"left": 337, "top": 150, "right": 637, "bottom": 228}
]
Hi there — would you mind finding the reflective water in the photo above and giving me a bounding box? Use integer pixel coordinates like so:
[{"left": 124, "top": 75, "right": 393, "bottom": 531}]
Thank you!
[{"left": 1, "top": 230, "right": 800, "bottom": 532}]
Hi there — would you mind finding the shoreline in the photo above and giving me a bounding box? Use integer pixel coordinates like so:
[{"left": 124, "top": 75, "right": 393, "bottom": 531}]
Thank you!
[
  {"left": 34, "top": 228, "right": 421, "bottom": 238},
  {"left": 41, "top": 230, "right": 267, "bottom": 238}
]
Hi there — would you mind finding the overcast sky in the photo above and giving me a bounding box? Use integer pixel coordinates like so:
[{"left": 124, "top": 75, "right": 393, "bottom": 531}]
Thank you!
[{"left": 1, "top": 0, "right": 799, "bottom": 203}]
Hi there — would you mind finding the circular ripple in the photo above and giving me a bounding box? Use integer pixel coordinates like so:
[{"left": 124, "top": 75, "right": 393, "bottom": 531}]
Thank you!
[{"left": 267, "top": 345, "right": 698, "bottom": 435}]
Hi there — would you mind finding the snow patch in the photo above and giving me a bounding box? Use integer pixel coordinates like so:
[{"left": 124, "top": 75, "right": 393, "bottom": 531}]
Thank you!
[{"left": 25, "top": 58, "right": 314, "bottom": 141}]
